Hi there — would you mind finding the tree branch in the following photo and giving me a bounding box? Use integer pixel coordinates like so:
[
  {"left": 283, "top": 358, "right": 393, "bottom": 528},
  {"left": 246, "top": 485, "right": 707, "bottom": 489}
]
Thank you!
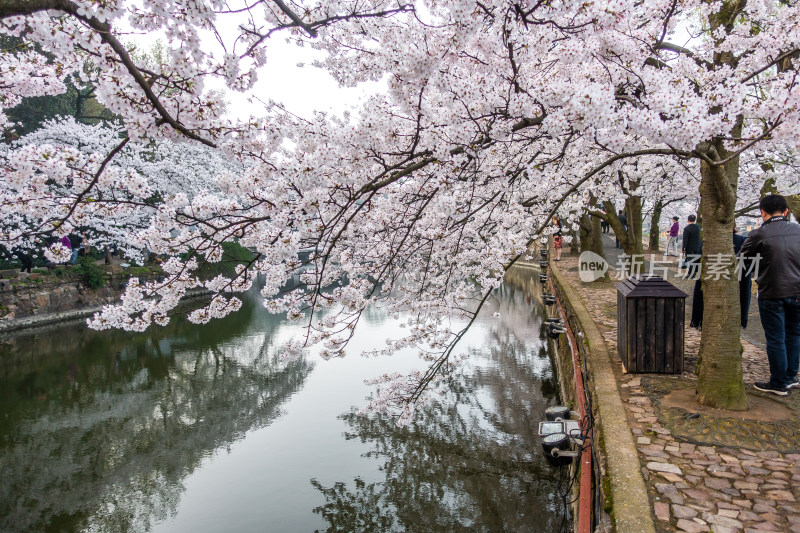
[
  {"left": 734, "top": 201, "right": 759, "bottom": 217},
  {"left": 741, "top": 49, "right": 799, "bottom": 83},
  {"left": 71, "top": 13, "right": 217, "bottom": 147},
  {"left": 3, "top": 0, "right": 218, "bottom": 147},
  {"left": 711, "top": 118, "right": 782, "bottom": 167},
  {"left": 654, "top": 42, "right": 713, "bottom": 69},
  {"left": 0, "top": 0, "right": 67, "bottom": 18},
  {"left": 58, "top": 136, "right": 130, "bottom": 226},
  {"left": 270, "top": 0, "right": 317, "bottom": 37}
]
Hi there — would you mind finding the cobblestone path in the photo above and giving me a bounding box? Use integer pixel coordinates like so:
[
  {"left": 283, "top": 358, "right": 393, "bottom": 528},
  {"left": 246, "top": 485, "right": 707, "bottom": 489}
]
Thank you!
[{"left": 554, "top": 252, "right": 800, "bottom": 533}]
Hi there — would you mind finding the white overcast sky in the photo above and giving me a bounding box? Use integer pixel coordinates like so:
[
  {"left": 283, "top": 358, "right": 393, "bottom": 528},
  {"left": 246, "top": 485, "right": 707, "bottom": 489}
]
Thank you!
[{"left": 227, "top": 39, "right": 382, "bottom": 121}]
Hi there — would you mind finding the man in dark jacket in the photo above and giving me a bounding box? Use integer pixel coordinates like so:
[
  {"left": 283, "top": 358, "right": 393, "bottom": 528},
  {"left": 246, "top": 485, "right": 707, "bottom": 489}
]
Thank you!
[
  {"left": 682, "top": 214, "right": 701, "bottom": 278},
  {"left": 740, "top": 194, "right": 800, "bottom": 395},
  {"left": 615, "top": 209, "right": 628, "bottom": 249}
]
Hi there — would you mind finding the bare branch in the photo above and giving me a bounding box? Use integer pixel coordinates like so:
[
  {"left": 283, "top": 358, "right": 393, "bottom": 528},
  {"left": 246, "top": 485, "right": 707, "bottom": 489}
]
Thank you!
[
  {"left": 712, "top": 118, "right": 782, "bottom": 167},
  {"left": 520, "top": 147, "right": 694, "bottom": 213}
]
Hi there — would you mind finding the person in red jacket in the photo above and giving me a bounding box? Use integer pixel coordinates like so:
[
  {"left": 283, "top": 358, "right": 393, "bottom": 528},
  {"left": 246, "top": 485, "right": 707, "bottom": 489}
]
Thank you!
[{"left": 553, "top": 231, "right": 563, "bottom": 261}]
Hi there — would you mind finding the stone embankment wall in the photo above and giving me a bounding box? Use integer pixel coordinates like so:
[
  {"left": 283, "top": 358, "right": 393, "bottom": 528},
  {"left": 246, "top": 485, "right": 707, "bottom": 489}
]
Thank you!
[
  {"left": 548, "top": 260, "right": 656, "bottom": 533},
  {"left": 0, "top": 265, "right": 161, "bottom": 332},
  {"left": 545, "top": 270, "right": 612, "bottom": 532}
]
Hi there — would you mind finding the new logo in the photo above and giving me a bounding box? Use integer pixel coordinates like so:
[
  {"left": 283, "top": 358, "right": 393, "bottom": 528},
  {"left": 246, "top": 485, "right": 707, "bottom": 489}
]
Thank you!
[{"left": 578, "top": 251, "right": 608, "bottom": 282}]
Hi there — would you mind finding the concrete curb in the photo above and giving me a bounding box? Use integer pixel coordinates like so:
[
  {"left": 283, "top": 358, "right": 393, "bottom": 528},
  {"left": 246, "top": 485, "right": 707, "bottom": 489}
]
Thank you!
[
  {"left": 550, "top": 261, "right": 656, "bottom": 533},
  {"left": 0, "top": 307, "right": 100, "bottom": 333}
]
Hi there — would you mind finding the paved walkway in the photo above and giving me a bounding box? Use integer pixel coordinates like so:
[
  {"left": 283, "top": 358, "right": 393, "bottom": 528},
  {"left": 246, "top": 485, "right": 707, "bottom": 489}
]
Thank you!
[{"left": 552, "top": 245, "right": 800, "bottom": 533}]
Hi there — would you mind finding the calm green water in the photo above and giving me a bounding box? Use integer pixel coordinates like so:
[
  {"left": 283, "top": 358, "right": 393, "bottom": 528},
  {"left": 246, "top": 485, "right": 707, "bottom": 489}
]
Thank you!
[{"left": 0, "top": 266, "right": 568, "bottom": 532}]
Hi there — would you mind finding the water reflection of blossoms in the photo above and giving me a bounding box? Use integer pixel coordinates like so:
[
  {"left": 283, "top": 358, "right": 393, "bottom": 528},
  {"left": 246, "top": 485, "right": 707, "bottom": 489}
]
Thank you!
[
  {"left": 0, "top": 297, "right": 312, "bottom": 533},
  {"left": 312, "top": 278, "right": 566, "bottom": 532}
]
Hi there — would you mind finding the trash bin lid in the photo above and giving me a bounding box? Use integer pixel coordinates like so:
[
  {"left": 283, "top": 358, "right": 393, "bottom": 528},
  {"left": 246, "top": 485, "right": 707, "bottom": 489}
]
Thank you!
[{"left": 615, "top": 275, "right": 687, "bottom": 298}]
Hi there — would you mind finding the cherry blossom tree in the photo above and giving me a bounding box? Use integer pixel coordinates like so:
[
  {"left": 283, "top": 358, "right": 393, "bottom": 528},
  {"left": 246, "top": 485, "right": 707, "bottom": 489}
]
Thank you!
[
  {"left": 1, "top": 116, "right": 238, "bottom": 260},
  {"left": 2, "top": 0, "right": 800, "bottom": 414}
]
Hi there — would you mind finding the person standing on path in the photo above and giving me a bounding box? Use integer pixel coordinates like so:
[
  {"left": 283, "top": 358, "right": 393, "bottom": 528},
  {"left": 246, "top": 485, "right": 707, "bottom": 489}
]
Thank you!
[
  {"left": 681, "top": 214, "right": 701, "bottom": 279},
  {"left": 14, "top": 248, "right": 32, "bottom": 273},
  {"left": 666, "top": 216, "right": 680, "bottom": 256},
  {"left": 553, "top": 231, "right": 563, "bottom": 261},
  {"left": 59, "top": 235, "right": 72, "bottom": 265},
  {"left": 740, "top": 194, "right": 800, "bottom": 396},
  {"left": 615, "top": 209, "right": 627, "bottom": 249}
]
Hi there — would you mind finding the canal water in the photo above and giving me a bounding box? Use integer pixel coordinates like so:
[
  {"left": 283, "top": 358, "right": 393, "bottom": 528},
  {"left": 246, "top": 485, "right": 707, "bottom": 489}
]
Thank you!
[{"left": 0, "top": 265, "right": 569, "bottom": 532}]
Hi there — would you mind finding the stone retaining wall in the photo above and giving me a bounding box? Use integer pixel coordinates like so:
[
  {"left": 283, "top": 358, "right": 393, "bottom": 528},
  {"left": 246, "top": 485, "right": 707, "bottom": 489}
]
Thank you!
[
  {"left": 547, "top": 267, "right": 614, "bottom": 533},
  {"left": 0, "top": 278, "right": 117, "bottom": 320},
  {"left": 0, "top": 265, "right": 164, "bottom": 333},
  {"left": 548, "top": 258, "right": 657, "bottom": 533}
]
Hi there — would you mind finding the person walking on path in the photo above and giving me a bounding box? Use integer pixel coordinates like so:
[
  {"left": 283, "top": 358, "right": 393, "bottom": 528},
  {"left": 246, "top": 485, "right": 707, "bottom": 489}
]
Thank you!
[
  {"left": 681, "top": 214, "right": 701, "bottom": 279},
  {"left": 600, "top": 210, "right": 609, "bottom": 234},
  {"left": 740, "top": 194, "right": 800, "bottom": 396},
  {"left": 615, "top": 209, "right": 627, "bottom": 249},
  {"left": 666, "top": 216, "right": 680, "bottom": 256}
]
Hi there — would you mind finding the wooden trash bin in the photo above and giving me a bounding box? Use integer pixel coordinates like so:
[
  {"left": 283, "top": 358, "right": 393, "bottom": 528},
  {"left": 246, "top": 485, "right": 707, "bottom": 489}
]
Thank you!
[{"left": 615, "top": 276, "right": 687, "bottom": 374}]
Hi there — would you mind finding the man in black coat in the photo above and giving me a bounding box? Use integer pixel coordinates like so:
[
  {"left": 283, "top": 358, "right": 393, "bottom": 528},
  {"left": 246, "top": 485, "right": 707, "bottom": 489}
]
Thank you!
[
  {"left": 615, "top": 209, "right": 628, "bottom": 249},
  {"left": 740, "top": 194, "right": 800, "bottom": 396},
  {"left": 14, "top": 249, "right": 33, "bottom": 273},
  {"left": 682, "top": 214, "right": 701, "bottom": 279}
]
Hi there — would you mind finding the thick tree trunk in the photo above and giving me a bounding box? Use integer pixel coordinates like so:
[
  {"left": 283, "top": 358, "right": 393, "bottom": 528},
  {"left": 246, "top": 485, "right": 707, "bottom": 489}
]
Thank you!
[
  {"left": 695, "top": 137, "right": 748, "bottom": 410},
  {"left": 569, "top": 228, "right": 580, "bottom": 255},
  {"left": 787, "top": 194, "right": 800, "bottom": 219},
  {"left": 649, "top": 200, "right": 663, "bottom": 252},
  {"left": 590, "top": 213, "right": 604, "bottom": 258},
  {"left": 578, "top": 212, "right": 610, "bottom": 281},
  {"left": 626, "top": 195, "right": 644, "bottom": 258},
  {"left": 579, "top": 213, "right": 593, "bottom": 255},
  {"left": 694, "top": 2, "right": 749, "bottom": 409},
  {"left": 758, "top": 178, "right": 799, "bottom": 219},
  {"left": 578, "top": 213, "right": 605, "bottom": 257},
  {"left": 601, "top": 198, "right": 645, "bottom": 274}
]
